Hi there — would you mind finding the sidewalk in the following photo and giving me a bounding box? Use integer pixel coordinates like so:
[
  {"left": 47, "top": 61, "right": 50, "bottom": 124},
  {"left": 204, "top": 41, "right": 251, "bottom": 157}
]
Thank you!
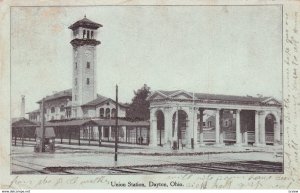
[{"left": 12, "top": 139, "right": 283, "bottom": 156}]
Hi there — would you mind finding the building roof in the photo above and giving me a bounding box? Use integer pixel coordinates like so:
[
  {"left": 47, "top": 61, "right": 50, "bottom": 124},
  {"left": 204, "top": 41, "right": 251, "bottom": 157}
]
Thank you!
[
  {"left": 37, "top": 89, "right": 72, "bottom": 103},
  {"left": 148, "top": 90, "right": 281, "bottom": 106},
  {"left": 26, "top": 109, "right": 40, "bottom": 114},
  {"left": 69, "top": 16, "right": 103, "bottom": 30},
  {"left": 93, "top": 119, "right": 149, "bottom": 127},
  {"left": 44, "top": 119, "right": 149, "bottom": 128},
  {"left": 82, "top": 95, "right": 129, "bottom": 108},
  {"left": 12, "top": 117, "right": 38, "bottom": 128}
]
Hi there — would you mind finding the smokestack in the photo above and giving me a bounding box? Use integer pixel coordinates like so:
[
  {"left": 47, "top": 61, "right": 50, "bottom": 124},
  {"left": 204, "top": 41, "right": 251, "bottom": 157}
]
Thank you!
[{"left": 21, "top": 95, "right": 25, "bottom": 117}]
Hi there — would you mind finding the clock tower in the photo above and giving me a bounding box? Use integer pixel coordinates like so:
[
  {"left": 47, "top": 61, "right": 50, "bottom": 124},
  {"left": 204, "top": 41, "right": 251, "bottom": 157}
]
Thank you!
[{"left": 69, "top": 16, "right": 102, "bottom": 118}]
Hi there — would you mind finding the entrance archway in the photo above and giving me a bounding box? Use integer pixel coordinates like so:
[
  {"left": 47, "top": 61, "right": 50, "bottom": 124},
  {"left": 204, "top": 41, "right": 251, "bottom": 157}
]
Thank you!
[
  {"left": 265, "top": 113, "right": 276, "bottom": 145},
  {"left": 172, "top": 110, "right": 188, "bottom": 149},
  {"left": 156, "top": 110, "right": 164, "bottom": 146}
]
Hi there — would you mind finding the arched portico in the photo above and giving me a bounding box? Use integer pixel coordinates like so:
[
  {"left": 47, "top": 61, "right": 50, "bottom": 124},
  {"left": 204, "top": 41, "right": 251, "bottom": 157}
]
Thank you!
[
  {"left": 156, "top": 110, "right": 165, "bottom": 146},
  {"left": 148, "top": 90, "right": 282, "bottom": 149},
  {"left": 172, "top": 110, "right": 188, "bottom": 149}
]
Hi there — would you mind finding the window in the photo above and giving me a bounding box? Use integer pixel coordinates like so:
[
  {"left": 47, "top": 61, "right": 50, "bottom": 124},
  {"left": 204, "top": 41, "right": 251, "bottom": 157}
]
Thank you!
[
  {"left": 75, "top": 78, "right": 77, "bottom": 86},
  {"left": 105, "top": 108, "right": 110, "bottom": 118},
  {"left": 99, "top": 108, "right": 104, "bottom": 118},
  {"left": 83, "top": 30, "right": 86, "bottom": 38},
  {"left": 208, "top": 121, "right": 211, "bottom": 127},
  {"left": 87, "top": 30, "right": 90, "bottom": 39},
  {"left": 91, "top": 31, "right": 94, "bottom": 38},
  {"left": 111, "top": 108, "right": 116, "bottom": 118},
  {"left": 60, "top": 105, "right": 64, "bottom": 112},
  {"left": 75, "top": 62, "right": 77, "bottom": 69},
  {"left": 87, "top": 78, "right": 90, "bottom": 85},
  {"left": 51, "top": 107, "right": 55, "bottom": 113},
  {"left": 87, "top": 62, "right": 90, "bottom": 68},
  {"left": 225, "top": 120, "right": 228, "bottom": 127}
]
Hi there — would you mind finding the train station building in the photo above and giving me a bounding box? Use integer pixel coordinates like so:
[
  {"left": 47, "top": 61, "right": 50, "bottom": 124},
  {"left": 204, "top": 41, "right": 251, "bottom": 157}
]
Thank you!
[{"left": 14, "top": 16, "right": 283, "bottom": 149}]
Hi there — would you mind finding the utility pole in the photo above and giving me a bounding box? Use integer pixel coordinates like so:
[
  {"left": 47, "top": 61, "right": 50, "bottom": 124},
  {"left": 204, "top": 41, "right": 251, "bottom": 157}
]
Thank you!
[
  {"left": 40, "top": 98, "right": 46, "bottom": 152},
  {"left": 114, "top": 85, "right": 119, "bottom": 162}
]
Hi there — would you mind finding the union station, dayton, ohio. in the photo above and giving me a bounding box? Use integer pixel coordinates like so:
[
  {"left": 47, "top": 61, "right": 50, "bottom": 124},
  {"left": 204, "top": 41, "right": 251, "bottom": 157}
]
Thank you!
[{"left": 12, "top": 16, "right": 283, "bottom": 150}]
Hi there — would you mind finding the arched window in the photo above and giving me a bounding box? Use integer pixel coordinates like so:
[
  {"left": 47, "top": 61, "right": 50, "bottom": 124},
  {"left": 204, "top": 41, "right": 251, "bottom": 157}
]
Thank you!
[
  {"left": 99, "top": 108, "right": 104, "bottom": 118},
  {"left": 91, "top": 31, "right": 94, "bottom": 39},
  {"left": 105, "top": 108, "right": 111, "bottom": 118},
  {"left": 87, "top": 30, "right": 90, "bottom": 39},
  {"left": 111, "top": 108, "right": 116, "bottom": 118},
  {"left": 83, "top": 30, "right": 86, "bottom": 38}
]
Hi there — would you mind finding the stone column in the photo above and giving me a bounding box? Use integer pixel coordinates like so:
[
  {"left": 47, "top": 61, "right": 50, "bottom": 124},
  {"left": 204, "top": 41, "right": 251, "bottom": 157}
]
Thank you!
[
  {"left": 109, "top": 126, "right": 112, "bottom": 141},
  {"left": 123, "top": 126, "right": 127, "bottom": 142},
  {"left": 149, "top": 109, "right": 158, "bottom": 147},
  {"left": 173, "top": 110, "right": 178, "bottom": 142},
  {"left": 235, "top": 109, "right": 242, "bottom": 146},
  {"left": 274, "top": 120, "right": 281, "bottom": 145},
  {"left": 215, "top": 109, "right": 220, "bottom": 145},
  {"left": 101, "top": 126, "right": 104, "bottom": 140},
  {"left": 164, "top": 108, "right": 172, "bottom": 148},
  {"left": 219, "top": 110, "right": 225, "bottom": 145},
  {"left": 193, "top": 108, "right": 198, "bottom": 147},
  {"left": 254, "top": 110, "right": 260, "bottom": 146},
  {"left": 199, "top": 109, "right": 205, "bottom": 146},
  {"left": 259, "top": 111, "right": 266, "bottom": 145}
]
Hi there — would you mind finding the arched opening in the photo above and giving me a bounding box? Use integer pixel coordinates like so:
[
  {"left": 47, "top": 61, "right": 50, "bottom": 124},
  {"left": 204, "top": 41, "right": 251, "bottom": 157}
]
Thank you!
[
  {"left": 99, "top": 108, "right": 104, "bottom": 118},
  {"left": 105, "top": 108, "right": 111, "bottom": 119},
  {"left": 87, "top": 30, "right": 90, "bottom": 39},
  {"left": 83, "top": 29, "right": 86, "bottom": 38},
  {"left": 111, "top": 108, "right": 116, "bottom": 118},
  {"left": 265, "top": 113, "right": 276, "bottom": 145},
  {"left": 155, "top": 110, "right": 164, "bottom": 146},
  {"left": 172, "top": 110, "right": 188, "bottom": 149}
]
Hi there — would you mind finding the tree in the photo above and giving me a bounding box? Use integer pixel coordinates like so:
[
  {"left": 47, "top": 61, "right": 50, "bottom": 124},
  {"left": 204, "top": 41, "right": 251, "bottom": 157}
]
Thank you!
[{"left": 126, "top": 84, "right": 151, "bottom": 121}]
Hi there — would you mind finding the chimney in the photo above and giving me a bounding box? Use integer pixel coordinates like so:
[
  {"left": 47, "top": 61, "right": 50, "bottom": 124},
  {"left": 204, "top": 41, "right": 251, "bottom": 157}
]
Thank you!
[{"left": 21, "top": 95, "right": 25, "bottom": 117}]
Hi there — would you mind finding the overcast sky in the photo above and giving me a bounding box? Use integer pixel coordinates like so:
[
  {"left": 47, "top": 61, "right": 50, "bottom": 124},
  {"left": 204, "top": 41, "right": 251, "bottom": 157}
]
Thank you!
[{"left": 11, "top": 5, "right": 282, "bottom": 117}]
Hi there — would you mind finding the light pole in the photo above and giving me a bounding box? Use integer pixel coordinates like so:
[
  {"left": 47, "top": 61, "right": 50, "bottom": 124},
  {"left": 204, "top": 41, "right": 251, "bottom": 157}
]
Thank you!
[{"left": 114, "top": 85, "right": 119, "bottom": 162}]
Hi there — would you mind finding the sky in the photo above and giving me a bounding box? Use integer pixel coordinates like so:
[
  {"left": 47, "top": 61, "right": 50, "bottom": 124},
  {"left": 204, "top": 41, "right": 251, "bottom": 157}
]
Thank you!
[{"left": 11, "top": 5, "right": 282, "bottom": 117}]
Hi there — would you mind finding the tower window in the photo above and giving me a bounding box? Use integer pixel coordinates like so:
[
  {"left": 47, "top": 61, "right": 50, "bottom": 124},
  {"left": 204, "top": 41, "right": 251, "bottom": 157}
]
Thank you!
[
  {"left": 75, "top": 62, "right": 77, "bottom": 69},
  {"left": 91, "top": 31, "right": 94, "bottom": 39},
  {"left": 83, "top": 30, "right": 86, "bottom": 38},
  {"left": 87, "top": 30, "right": 90, "bottom": 39},
  {"left": 87, "top": 62, "right": 90, "bottom": 69},
  {"left": 87, "top": 78, "right": 90, "bottom": 85},
  {"left": 75, "top": 78, "right": 77, "bottom": 86}
]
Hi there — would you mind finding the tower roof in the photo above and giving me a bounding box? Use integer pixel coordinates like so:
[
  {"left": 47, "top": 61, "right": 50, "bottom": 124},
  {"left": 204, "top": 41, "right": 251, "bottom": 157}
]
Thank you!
[{"left": 69, "top": 16, "right": 103, "bottom": 30}]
